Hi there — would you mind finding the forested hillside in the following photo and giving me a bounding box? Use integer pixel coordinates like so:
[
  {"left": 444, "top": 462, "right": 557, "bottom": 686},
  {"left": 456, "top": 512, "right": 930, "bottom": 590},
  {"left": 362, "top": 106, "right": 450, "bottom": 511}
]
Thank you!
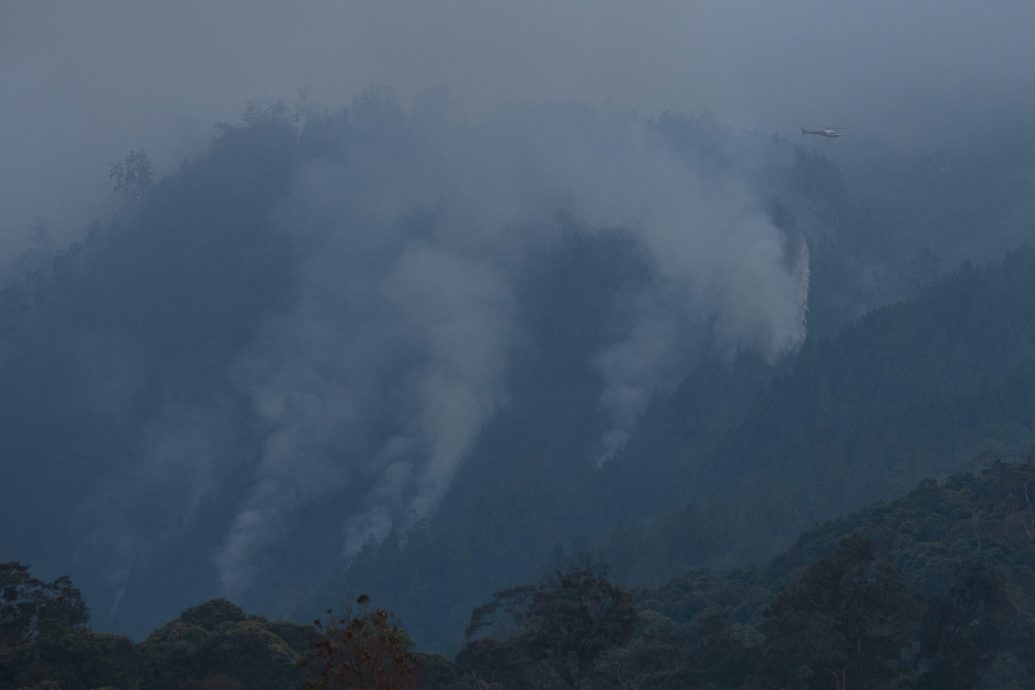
[
  {"left": 333, "top": 245, "right": 1035, "bottom": 651},
  {"left": 2, "top": 97, "right": 1035, "bottom": 650},
  {"left": 602, "top": 245, "right": 1035, "bottom": 579},
  {"left": 7, "top": 461, "right": 1035, "bottom": 689}
]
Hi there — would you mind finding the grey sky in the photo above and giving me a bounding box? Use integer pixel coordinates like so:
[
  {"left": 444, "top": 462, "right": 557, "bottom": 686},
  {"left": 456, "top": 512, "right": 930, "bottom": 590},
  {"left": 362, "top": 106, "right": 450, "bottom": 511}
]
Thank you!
[{"left": 3, "top": 0, "right": 1034, "bottom": 257}]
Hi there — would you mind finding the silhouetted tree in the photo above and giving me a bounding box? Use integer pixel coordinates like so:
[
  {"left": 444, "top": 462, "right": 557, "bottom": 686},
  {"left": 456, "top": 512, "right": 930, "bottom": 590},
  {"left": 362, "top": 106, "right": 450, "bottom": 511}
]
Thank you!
[
  {"left": 761, "top": 536, "right": 915, "bottom": 690},
  {"left": 462, "top": 566, "right": 639, "bottom": 689},
  {"left": 919, "top": 565, "right": 1015, "bottom": 689},
  {"left": 1, "top": 561, "right": 89, "bottom": 645},
  {"left": 110, "top": 149, "right": 153, "bottom": 204},
  {"left": 301, "top": 594, "right": 419, "bottom": 690}
]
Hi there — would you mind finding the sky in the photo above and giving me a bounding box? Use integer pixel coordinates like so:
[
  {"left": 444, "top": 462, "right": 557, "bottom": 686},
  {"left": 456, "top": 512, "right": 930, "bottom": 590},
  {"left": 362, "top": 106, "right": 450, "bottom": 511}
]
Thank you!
[{"left": 3, "top": 0, "right": 1035, "bottom": 262}]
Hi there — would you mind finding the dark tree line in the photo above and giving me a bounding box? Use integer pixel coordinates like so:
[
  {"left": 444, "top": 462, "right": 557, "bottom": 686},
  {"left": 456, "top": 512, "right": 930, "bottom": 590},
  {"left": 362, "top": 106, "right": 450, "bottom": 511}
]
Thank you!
[{"left": 4, "top": 461, "right": 1035, "bottom": 689}]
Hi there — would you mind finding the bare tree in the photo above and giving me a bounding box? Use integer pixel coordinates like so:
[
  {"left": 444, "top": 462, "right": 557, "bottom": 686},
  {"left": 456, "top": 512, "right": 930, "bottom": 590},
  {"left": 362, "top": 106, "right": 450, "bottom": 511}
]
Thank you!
[{"left": 300, "top": 594, "right": 419, "bottom": 690}]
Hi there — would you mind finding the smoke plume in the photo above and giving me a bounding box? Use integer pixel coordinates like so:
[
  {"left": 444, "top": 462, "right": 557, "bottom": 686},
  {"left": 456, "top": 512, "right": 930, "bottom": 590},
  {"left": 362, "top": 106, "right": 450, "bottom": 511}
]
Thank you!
[{"left": 206, "top": 100, "right": 808, "bottom": 590}]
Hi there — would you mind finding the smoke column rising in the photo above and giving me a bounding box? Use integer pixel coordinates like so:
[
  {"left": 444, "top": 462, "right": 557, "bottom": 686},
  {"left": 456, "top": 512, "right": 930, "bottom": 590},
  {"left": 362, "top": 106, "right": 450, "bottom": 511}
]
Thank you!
[{"left": 201, "top": 100, "right": 809, "bottom": 591}]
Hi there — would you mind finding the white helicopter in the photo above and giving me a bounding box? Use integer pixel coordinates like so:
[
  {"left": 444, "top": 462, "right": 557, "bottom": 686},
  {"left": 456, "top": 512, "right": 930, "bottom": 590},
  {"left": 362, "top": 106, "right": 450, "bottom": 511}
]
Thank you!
[{"left": 801, "top": 126, "right": 841, "bottom": 138}]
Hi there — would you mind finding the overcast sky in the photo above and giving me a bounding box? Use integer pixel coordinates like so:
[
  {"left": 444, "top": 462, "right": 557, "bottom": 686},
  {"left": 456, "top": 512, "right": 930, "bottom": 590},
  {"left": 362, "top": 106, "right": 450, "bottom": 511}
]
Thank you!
[{"left": 3, "top": 0, "right": 1034, "bottom": 258}]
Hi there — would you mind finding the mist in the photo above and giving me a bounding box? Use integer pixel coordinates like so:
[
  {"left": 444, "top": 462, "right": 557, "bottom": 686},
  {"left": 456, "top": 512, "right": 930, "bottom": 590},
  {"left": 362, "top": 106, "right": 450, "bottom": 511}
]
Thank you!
[
  {"left": 4, "top": 0, "right": 1035, "bottom": 643},
  {"left": 4, "top": 1, "right": 1035, "bottom": 262},
  {"left": 180, "top": 98, "right": 808, "bottom": 597}
]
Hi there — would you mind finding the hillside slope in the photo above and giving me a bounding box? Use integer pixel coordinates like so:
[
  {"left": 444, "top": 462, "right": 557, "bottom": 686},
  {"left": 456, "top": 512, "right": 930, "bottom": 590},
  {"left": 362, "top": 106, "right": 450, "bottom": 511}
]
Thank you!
[
  {"left": 448, "top": 460, "right": 1035, "bottom": 689},
  {"left": 346, "top": 246, "right": 1035, "bottom": 651},
  {"left": 604, "top": 246, "right": 1035, "bottom": 582}
]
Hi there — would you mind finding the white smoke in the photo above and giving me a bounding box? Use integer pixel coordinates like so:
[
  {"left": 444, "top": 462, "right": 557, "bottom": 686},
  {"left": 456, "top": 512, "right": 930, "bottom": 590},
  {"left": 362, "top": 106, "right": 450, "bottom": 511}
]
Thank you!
[{"left": 213, "top": 100, "right": 809, "bottom": 592}]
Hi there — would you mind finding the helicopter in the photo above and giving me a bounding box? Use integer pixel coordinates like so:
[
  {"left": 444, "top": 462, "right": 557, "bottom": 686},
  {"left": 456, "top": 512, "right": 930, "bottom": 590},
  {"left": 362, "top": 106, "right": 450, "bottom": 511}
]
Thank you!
[{"left": 801, "top": 127, "right": 841, "bottom": 138}]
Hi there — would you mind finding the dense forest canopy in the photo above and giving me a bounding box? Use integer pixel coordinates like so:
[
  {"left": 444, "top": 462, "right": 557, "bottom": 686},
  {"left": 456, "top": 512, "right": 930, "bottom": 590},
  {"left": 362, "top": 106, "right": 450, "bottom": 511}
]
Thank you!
[{"left": 7, "top": 461, "right": 1035, "bottom": 688}]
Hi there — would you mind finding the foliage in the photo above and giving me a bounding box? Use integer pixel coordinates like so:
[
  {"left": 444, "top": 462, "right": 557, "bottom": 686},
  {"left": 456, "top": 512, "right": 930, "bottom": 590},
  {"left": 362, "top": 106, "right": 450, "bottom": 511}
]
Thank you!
[
  {"left": 0, "top": 576, "right": 310, "bottom": 690},
  {"left": 109, "top": 149, "right": 153, "bottom": 204},
  {"left": 138, "top": 599, "right": 309, "bottom": 690},
  {"left": 600, "top": 246, "right": 1035, "bottom": 586},
  {"left": 458, "top": 566, "right": 638, "bottom": 689},
  {"left": 0, "top": 105, "right": 300, "bottom": 635},
  {"left": 5, "top": 464, "right": 1035, "bottom": 688},
  {"left": 0, "top": 563, "right": 141, "bottom": 690},
  {"left": 760, "top": 536, "right": 915, "bottom": 690},
  {"left": 1, "top": 562, "right": 89, "bottom": 646},
  {"left": 342, "top": 244, "right": 1035, "bottom": 652},
  {"left": 919, "top": 565, "right": 1016, "bottom": 689},
  {"left": 300, "top": 594, "right": 419, "bottom": 690},
  {"left": 450, "top": 462, "right": 1035, "bottom": 689}
]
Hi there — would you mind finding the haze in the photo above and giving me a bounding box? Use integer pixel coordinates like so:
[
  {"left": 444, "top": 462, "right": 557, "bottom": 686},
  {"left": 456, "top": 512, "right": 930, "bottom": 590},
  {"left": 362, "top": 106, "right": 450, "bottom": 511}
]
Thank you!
[
  {"left": 3, "top": 0, "right": 1034, "bottom": 261},
  {"left": 4, "top": 1, "right": 1035, "bottom": 653}
]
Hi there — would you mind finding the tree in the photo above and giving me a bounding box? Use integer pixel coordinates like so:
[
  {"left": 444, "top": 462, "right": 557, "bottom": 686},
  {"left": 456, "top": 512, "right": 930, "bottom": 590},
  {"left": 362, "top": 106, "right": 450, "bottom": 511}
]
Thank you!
[
  {"left": 462, "top": 566, "right": 639, "bottom": 689},
  {"left": 1, "top": 561, "right": 89, "bottom": 646},
  {"left": 919, "top": 565, "right": 1015, "bottom": 689},
  {"left": 761, "top": 536, "right": 916, "bottom": 690},
  {"left": 110, "top": 149, "right": 153, "bottom": 204},
  {"left": 300, "top": 594, "right": 419, "bottom": 690}
]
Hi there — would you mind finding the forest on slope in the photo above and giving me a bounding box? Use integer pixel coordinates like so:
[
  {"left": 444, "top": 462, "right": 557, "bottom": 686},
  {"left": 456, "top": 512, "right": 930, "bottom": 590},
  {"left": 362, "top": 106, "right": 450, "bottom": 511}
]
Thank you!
[
  {"left": 2, "top": 96, "right": 1035, "bottom": 651},
  {"left": 334, "top": 244, "right": 1035, "bottom": 651},
  {"left": 6, "top": 460, "right": 1035, "bottom": 689}
]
